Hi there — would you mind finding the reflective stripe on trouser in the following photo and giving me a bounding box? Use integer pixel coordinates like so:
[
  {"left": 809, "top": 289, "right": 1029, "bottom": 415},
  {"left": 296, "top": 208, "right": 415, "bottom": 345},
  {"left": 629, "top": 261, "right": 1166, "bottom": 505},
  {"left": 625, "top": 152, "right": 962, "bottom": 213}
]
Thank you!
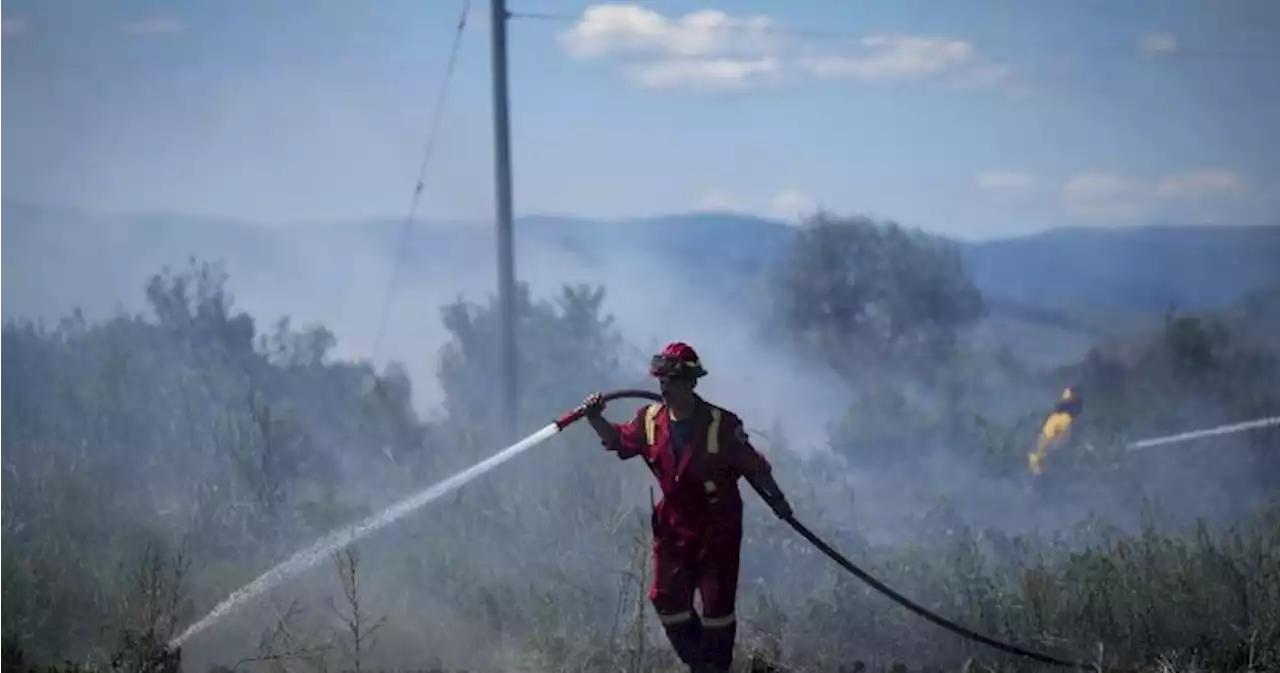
[
  {"left": 702, "top": 613, "right": 736, "bottom": 628},
  {"left": 656, "top": 610, "right": 694, "bottom": 626}
]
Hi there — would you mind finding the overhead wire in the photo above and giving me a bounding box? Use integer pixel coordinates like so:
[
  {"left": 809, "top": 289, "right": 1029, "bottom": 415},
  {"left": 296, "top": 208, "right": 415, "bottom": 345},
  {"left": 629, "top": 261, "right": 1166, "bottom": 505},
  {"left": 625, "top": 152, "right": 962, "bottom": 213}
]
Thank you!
[{"left": 371, "top": 0, "right": 473, "bottom": 357}]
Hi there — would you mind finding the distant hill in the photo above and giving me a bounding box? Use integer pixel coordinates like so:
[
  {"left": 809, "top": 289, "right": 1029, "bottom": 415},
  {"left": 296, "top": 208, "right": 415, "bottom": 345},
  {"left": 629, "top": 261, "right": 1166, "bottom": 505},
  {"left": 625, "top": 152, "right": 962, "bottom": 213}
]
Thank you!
[
  {"left": 485, "top": 212, "right": 1280, "bottom": 319},
  {"left": 507, "top": 213, "right": 1280, "bottom": 341},
  {"left": 4, "top": 203, "right": 1277, "bottom": 369},
  {"left": 964, "top": 224, "right": 1280, "bottom": 316}
]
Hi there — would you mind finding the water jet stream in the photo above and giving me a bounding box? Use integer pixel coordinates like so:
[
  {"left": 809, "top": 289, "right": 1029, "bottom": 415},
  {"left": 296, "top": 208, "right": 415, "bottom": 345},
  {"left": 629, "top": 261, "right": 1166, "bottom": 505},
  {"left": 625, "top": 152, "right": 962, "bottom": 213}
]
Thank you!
[
  {"left": 1125, "top": 416, "right": 1279, "bottom": 451},
  {"left": 169, "top": 388, "right": 664, "bottom": 650},
  {"left": 169, "top": 422, "right": 560, "bottom": 649}
]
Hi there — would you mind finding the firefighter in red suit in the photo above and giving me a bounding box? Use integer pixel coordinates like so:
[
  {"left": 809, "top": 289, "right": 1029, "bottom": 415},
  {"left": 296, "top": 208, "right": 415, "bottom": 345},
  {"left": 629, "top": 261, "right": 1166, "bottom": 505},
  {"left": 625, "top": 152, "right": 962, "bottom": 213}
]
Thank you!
[{"left": 582, "top": 342, "right": 793, "bottom": 673}]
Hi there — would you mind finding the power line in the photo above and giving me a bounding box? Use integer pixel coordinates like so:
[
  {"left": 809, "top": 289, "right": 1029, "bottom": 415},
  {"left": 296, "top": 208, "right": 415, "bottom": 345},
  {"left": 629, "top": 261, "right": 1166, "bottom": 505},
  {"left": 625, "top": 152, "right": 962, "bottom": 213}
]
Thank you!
[
  {"left": 508, "top": 9, "right": 1280, "bottom": 63},
  {"left": 371, "top": 0, "right": 473, "bottom": 357}
]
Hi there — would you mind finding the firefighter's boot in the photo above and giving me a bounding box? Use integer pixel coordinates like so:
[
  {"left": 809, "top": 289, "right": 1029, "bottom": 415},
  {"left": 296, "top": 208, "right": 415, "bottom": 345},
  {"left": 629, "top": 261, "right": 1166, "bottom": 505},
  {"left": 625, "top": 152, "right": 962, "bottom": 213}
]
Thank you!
[{"left": 662, "top": 617, "right": 704, "bottom": 670}]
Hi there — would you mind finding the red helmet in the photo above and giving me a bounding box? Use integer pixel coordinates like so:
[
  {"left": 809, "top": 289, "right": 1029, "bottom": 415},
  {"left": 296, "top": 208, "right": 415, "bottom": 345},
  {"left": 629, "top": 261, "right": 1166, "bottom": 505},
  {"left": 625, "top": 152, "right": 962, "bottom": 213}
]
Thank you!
[{"left": 650, "top": 341, "right": 707, "bottom": 379}]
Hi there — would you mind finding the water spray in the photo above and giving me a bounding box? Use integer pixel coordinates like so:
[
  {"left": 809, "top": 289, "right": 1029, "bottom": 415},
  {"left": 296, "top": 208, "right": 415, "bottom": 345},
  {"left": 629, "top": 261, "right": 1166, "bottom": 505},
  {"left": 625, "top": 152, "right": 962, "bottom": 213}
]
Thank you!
[
  {"left": 168, "top": 389, "right": 661, "bottom": 650},
  {"left": 1125, "top": 416, "right": 1280, "bottom": 451}
]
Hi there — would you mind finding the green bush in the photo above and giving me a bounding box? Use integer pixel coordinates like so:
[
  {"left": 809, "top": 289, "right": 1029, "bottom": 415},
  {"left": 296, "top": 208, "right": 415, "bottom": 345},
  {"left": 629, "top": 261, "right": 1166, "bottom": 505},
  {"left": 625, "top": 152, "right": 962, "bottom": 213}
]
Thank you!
[{"left": 4, "top": 245, "right": 1277, "bottom": 673}]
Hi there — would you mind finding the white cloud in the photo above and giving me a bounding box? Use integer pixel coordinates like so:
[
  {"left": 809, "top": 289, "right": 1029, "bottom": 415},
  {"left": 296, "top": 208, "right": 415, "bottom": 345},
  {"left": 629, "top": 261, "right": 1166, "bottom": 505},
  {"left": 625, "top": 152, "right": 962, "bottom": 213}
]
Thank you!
[
  {"left": 2, "top": 15, "right": 27, "bottom": 38},
  {"left": 1153, "top": 171, "right": 1246, "bottom": 200},
  {"left": 558, "top": 4, "right": 782, "bottom": 90},
  {"left": 977, "top": 171, "right": 1038, "bottom": 201},
  {"left": 629, "top": 57, "right": 781, "bottom": 90},
  {"left": 558, "top": 5, "right": 780, "bottom": 60},
  {"left": 801, "top": 35, "right": 973, "bottom": 82},
  {"left": 1139, "top": 33, "right": 1178, "bottom": 56},
  {"left": 769, "top": 188, "right": 819, "bottom": 222},
  {"left": 123, "top": 16, "right": 184, "bottom": 36},
  {"left": 1061, "top": 170, "right": 1250, "bottom": 221},
  {"left": 557, "top": 4, "right": 1013, "bottom": 92}
]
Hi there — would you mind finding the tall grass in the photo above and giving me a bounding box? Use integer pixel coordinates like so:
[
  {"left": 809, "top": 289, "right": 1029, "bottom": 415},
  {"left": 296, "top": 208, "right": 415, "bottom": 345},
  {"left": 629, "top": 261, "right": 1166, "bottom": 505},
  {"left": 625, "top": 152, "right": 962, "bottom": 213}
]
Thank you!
[{"left": 12, "top": 502, "right": 1271, "bottom": 673}]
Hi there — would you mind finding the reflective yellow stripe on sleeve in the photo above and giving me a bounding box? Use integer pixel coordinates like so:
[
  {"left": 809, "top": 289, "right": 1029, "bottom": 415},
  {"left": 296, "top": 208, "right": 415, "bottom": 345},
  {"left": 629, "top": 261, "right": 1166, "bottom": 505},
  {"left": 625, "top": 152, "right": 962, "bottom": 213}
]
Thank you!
[
  {"left": 644, "top": 404, "right": 662, "bottom": 445},
  {"left": 706, "top": 408, "right": 721, "bottom": 454}
]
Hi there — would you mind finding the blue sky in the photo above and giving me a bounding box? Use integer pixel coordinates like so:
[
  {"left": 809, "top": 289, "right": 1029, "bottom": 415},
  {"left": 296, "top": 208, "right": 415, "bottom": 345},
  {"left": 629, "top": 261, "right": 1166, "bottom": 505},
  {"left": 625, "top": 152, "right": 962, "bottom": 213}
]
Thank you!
[{"left": 3, "top": 0, "right": 1278, "bottom": 239}]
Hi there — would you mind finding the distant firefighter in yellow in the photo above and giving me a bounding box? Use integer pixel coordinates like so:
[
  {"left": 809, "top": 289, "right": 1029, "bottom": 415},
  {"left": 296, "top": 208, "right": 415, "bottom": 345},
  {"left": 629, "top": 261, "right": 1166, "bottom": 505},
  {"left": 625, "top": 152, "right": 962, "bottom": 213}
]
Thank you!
[{"left": 1028, "top": 387, "right": 1084, "bottom": 476}]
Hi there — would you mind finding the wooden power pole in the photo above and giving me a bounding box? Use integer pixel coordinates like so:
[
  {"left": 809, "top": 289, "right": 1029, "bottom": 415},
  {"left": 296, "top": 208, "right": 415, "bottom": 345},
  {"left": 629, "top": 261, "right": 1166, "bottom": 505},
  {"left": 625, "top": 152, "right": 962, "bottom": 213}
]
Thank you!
[{"left": 489, "top": 0, "right": 518, "bottom": 439}]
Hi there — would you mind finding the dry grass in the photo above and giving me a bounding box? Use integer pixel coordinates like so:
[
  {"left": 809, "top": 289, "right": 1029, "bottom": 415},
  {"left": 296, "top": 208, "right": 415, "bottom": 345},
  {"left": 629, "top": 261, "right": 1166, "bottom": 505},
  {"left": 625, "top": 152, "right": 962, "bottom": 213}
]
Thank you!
[{"left": 5, "top": 507, "right": 1275, "bottom": 673}]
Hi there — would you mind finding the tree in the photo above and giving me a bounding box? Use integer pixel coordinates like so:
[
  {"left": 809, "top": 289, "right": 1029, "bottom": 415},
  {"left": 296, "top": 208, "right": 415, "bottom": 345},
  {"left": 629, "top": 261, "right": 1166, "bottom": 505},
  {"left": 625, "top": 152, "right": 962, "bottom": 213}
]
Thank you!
[
  {"left": 436, "top": 281, "right": 633, "bottom": 442},
  {"left": 431, "top": 281, "right": 656, "bottom": 588},
  {"left": 771, "top": 212, "right": 985, "bottom": 384},
  {"left": 145, "top": 257, "right": 256, "bottom": 360}
]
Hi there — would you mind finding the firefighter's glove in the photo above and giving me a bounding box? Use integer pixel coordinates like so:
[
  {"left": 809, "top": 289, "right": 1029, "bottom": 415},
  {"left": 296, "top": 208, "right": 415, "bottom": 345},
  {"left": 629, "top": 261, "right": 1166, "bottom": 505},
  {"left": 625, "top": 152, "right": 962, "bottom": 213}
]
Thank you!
[{"left": 580, "top": 392, "right": 606, "bottom": 419}]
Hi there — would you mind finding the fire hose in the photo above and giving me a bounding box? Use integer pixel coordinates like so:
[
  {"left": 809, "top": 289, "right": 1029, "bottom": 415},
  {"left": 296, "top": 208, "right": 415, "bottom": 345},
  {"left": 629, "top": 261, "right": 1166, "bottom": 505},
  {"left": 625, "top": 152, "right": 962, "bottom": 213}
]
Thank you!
[{"left": 557, "top": 389, "right": 1095, "bottom": 671}]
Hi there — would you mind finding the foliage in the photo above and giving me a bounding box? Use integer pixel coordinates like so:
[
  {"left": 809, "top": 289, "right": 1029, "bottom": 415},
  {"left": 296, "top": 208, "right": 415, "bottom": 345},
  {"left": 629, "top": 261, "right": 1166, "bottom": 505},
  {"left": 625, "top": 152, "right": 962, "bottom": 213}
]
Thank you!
[
  {"left": 4, "top": 223, "right": 1278, "bottom": 673},
  {"left": 771, "top": 212, "right": 986, "bottom": 385},
  {"left": 436, "top": 281, "right": 633, "bottom": 442}
]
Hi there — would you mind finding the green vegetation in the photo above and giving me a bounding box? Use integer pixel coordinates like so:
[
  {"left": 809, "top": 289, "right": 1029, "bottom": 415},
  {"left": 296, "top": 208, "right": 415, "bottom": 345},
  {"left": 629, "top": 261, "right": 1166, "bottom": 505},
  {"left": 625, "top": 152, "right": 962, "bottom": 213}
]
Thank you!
[{"left": 3, "top": 214, "right": 1277, "bottom": 673}]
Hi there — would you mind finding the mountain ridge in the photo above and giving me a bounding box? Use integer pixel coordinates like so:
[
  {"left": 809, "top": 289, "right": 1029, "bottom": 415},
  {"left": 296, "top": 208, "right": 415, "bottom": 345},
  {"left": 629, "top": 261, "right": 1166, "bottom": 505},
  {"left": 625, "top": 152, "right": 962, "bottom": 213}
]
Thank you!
[{"left": 4, "top": 203, "right": 1277, "bottom": 362}]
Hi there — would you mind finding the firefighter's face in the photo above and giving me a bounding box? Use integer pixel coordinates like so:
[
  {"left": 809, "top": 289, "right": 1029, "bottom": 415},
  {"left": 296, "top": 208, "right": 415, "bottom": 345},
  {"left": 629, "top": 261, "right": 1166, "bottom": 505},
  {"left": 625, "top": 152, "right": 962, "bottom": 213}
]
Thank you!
[{"left": 658, "top": 375, "right": 695, "bottom": 401}]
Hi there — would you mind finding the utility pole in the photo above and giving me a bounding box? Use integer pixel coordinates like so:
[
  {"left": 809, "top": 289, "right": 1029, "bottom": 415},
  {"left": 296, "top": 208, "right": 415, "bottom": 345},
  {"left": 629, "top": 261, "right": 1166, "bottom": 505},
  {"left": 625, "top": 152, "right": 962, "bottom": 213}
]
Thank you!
[{"left": 490, "top": 0, "right": 518, "bottom": 439}]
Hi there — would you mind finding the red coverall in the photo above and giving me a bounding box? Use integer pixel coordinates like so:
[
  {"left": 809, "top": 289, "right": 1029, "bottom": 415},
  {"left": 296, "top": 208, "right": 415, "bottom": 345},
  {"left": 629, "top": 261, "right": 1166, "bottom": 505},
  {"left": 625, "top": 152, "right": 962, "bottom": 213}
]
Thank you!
[{"left": 603, "top": 396, "right": 777, "bottom": 671}]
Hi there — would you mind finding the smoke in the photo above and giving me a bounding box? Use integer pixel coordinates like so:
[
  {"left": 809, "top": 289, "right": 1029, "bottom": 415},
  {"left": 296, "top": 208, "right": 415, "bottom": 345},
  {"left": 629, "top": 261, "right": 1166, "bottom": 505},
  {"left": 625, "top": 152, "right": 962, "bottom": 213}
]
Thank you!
[
  {"left": 0, "top": 205, "right": 856, "bottom": 665},
  {"left": 3, "top": 204, "right": 1276, "bottom": 670}
]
